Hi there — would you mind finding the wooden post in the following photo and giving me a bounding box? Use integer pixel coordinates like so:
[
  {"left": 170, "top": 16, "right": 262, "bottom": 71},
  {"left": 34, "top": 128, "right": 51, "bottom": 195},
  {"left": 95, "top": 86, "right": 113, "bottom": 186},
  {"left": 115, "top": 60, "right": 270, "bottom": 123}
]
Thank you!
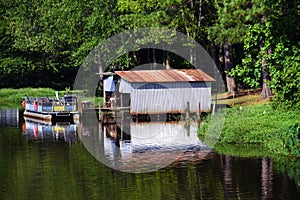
[
  {"left": 98, "top": 101, "right": 102, "bottom": 122},
  {"left": 103, "top": 111, "right": 107, "bottom": 124},
  {"left": 120, "top": 93, "right": 123, "bottom": 108},
  {"left": 78, "top": 96, "right": 82, "bottom": 115},
  {"left": 120, "top": 117, "right": 123, "bottom": 141},
  {"left": 212, "top": 101, "right": 216, "bottom": 115},
  {"left": 198, "top": 102, "right": 202, "bottom": 128},
  {"left": 114, "top": 110, "right": 117, "bottom": 124},
  {"left": 119, "top": 93, "right": 124, "bottom": 122},
  {"left": 120, "top": 110, "right": 124, "bottom": 121},
  {"left": 187, "top": 121, "right": 190, "bottom": 136},
  {"left": 196, "top": 102, "right": 201, "bottom": 120},
  {"left": 98, "top": 121, "right": 102, "bottom": 140},
  {"left": 103, "top": 79, "right": 106, "bottom": 108},
  {"left": 185, "top": 102, "right": 190, "bottom": 120}
]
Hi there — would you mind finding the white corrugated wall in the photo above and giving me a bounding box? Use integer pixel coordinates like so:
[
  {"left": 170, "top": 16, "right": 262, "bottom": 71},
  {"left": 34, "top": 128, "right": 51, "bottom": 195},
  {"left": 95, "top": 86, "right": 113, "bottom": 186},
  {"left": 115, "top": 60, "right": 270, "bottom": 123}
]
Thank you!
[
  {"left": 130, "top": 87, "right": 211, "bottom": 114},
  {"left": 118, "top": 78, "right": 212, "bottom": 114}
]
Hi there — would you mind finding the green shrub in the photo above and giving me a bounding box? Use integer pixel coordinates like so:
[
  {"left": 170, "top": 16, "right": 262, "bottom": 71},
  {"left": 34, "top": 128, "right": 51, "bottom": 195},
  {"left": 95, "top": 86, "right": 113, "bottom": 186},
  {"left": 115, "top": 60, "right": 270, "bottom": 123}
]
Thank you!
[
  {"left": 279, "top": 123, "right": 300, "bottom": 157},
  {"left": 269, "top": 43, "right": 300, "bottom": 109}
]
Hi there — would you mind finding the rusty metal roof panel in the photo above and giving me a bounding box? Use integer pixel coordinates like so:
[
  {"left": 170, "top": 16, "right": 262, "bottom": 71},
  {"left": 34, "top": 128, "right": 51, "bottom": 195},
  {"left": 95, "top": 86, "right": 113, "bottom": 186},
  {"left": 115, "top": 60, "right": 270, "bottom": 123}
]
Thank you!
[{"left": 115, "top": 69, "right": 215, "bottom": 83}]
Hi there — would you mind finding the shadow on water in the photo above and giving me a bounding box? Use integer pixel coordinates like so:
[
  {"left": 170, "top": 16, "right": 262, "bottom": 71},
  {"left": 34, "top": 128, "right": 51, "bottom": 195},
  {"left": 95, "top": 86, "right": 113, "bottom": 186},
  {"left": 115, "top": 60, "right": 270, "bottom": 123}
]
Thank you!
[{"left": 0, "top": 108, "right": 299, "bottom": 199}]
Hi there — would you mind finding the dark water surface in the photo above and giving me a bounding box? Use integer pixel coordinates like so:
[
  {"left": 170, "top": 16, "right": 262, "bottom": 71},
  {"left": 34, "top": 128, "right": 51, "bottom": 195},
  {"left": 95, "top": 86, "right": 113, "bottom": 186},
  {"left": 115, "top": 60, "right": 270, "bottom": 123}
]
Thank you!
[{"left": 0, "top": 109, "right": 299, "bottom": 200}]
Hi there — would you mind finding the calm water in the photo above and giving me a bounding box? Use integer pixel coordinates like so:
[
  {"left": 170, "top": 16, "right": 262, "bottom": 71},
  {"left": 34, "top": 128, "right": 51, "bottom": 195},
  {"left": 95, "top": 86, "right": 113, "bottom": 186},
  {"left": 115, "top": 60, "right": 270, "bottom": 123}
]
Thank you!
[{"left": 0, "top": 108, "right": 299, "bottom": 200}]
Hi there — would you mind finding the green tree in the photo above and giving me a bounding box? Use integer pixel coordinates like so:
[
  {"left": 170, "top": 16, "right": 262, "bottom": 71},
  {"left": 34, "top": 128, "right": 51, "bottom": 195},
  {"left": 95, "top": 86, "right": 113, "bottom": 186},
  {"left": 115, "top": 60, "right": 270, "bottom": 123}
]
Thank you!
[
  {"left": 232, "top": 0, "right": 300, "bottom": 105},
  {"left": 0, "top": 0, "right": 121, "bottom": 89},
  {"left": 208, "top": 0, "right": 270, "bottom": 94},
  {"left": 117, "top": 0, "right": 215, "bottom": 69}
]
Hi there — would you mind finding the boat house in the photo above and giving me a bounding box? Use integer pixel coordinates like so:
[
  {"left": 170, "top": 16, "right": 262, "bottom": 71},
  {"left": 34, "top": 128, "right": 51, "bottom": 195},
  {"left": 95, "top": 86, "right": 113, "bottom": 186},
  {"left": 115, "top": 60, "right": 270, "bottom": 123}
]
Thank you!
[{"left": 103, "top": 69, "right": 215, "bottom": 115}]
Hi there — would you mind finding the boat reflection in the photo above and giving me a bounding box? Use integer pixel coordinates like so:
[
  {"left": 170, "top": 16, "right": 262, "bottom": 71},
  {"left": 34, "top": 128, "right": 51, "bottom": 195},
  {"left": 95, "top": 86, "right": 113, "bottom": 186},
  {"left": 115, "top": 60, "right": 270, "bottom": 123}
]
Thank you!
[{"left": 22, "top": 117, "right": 78, "bottom": 144}]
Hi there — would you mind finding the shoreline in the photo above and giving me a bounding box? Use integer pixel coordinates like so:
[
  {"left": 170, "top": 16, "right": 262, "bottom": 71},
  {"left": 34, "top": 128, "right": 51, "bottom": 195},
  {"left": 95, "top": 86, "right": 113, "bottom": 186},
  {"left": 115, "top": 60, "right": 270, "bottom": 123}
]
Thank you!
[
  {"left": 1, "top": 88, "right": 299, "bottom": 159},
  {"left": 199, "top": 101, "right": 300, "bottom": 158}
]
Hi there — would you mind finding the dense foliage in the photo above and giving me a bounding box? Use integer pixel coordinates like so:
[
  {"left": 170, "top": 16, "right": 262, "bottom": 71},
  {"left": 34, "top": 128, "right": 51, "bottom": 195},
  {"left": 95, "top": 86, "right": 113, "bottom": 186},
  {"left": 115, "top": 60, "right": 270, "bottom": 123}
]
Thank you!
[
  {"left": 0, "top": 0, "right": 299, "bottom": 106},
  {"left": 0, "top": 0, "right": 120, "bottom": 89},
  {"left": 280, "top": 123, "right": 300, "bottom": 157},
  {"left": 230, "top": 0, "right": 300, "bottom": 106}
]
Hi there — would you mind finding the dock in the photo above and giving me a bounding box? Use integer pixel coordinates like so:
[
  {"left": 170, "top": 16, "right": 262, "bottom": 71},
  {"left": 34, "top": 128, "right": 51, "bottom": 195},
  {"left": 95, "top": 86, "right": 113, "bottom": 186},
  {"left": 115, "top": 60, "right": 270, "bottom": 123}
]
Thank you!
[
  {"left": 80, "top": 104, "right": 130, "bottom": 124},
  {"left": 80, "top": 102, "right": 206, "bottom": 124}
]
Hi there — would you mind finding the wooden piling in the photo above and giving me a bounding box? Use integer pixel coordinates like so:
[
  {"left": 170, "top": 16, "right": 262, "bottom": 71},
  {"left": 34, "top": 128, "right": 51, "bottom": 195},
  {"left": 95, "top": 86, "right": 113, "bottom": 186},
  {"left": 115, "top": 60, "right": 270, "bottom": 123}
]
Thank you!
[
  {"left": 212, "top": 101, "right": 216, "bottom": 115},
  {"left": 185, "top": 102, "right": 190, "bottom": 120},
  {"left": 196, "top": 102, "right": 201, "bottom": 120},
  {"left": 98, "top": 101, "right": 103, "bottom": 122},
  {"left": 120, "top": 118, "right": 123, "bottom": 141},
  {"left": 78, "top": 96, "right": 82, "bottom": 115},
  {"left": 187, "top": 121, "right": 190, "bottom": 136}
]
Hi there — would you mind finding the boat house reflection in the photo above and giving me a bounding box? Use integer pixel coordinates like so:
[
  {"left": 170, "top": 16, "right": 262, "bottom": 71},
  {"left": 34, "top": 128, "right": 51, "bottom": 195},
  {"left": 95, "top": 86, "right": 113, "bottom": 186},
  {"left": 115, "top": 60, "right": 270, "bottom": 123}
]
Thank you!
[{"left": 97, "top": 120, "right": 212, "bottom": 171}]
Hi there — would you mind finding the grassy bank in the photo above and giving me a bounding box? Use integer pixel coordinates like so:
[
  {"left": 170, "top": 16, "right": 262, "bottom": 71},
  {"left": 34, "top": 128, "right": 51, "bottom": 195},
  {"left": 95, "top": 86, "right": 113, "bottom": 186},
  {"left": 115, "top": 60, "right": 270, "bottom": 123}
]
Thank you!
[
  {"left": 0, "top": 88, "right": 104, "bottom": 108},
  {"left": 199, "top": 102, "right": 300, "bottom": 157},
  {"left": 0, "top": 88, "right": 57, "bottom": 108}
]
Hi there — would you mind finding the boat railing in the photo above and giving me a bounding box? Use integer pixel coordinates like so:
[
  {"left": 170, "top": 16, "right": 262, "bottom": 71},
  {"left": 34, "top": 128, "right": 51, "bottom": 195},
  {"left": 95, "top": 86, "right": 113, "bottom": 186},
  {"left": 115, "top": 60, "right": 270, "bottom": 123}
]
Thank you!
[{"left": 24, "top": 96, "right": 78, "bottom": 113}]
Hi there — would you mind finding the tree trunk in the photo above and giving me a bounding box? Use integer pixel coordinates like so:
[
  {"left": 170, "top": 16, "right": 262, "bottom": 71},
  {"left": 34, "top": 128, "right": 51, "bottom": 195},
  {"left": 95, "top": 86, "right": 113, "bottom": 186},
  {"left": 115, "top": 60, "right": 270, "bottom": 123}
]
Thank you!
[
  {"left": 152, "top": 48, "right": 157, "bottom": 70},
  {"left": 209, "top": 40, "right": 218, "bottom": 67},
  {"left": 261, "top": 15, "right": 272, "bottom": 99},
  {"left": 262, "top": 67, "right": 272, "bottom": 99},
  {"left": 190, "top": 46, "right": 197, "bottom": 67},
  {"left": 165, "top": 53, "right": 171, "bottom": 69},
  {"left": 261, "top": 47, "right": 272, "bottom": 99},
  {"left": 98, "top": 50, "right": 104, "bottom": 80},
  {"left": 217, "top": 43, "right": 226, "bottom": 85},
  {"left": 224, "top": 41, "right": 236, "bottom": 94}
]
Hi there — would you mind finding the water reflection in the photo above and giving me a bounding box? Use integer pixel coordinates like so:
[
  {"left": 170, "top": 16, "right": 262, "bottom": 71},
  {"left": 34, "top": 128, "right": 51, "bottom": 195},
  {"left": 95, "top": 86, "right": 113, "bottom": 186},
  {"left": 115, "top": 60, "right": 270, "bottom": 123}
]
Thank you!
[
  {"left": 100, "top": 121, "right": 211, "bottom": 172},
  {"left": 104, "top": 121, "right": 208, "bottom": 152},
  {"left": 261, "top": 157, "right": 273, "bottom": 200},
  {"left": 23, "top": 118, "right": 78, "bottom": 144},
  {"left": 22, "top": 115, "right": 211, "bottom": 171},
  {"left": 0, "top": 108, "right": 299, "bottom": 199},
  {"left": 0, "top": 108, "right": 19, "bottom": 127}
]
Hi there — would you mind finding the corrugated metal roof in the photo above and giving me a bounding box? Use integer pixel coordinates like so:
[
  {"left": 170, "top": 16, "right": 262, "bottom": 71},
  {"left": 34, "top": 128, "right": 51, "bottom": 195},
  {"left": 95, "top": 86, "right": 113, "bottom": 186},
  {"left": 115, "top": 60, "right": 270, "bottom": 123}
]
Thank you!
[{"left": 115, "top": 69, "right": 215, "bottom": 83}]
